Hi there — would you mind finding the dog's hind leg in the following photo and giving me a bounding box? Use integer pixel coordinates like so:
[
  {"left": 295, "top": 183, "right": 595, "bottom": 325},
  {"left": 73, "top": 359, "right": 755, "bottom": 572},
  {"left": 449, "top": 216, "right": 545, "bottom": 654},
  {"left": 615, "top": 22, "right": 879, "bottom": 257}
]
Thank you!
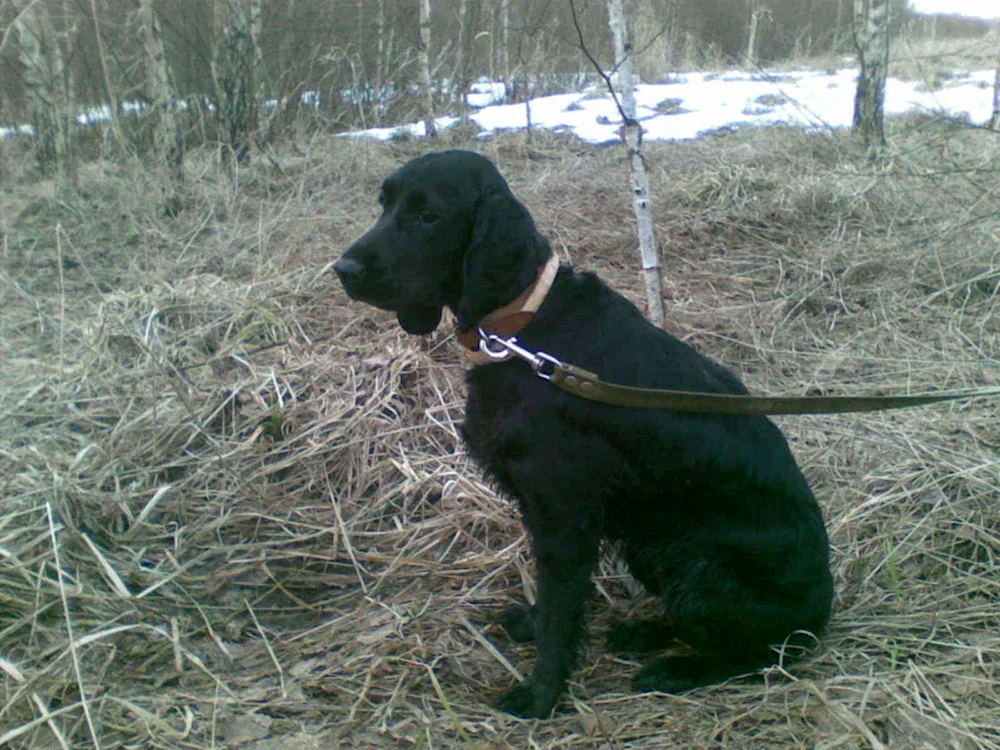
[
  {"left": 619, "top": 539, "right": 831, "bottom": 693},
  {"left": 633, "top": 647, "right": 777, "bottom": 693},
  {"left": 605, "top": 542, "right": 683, "bottom": 654},
  {"left": 650, "top": 578, "right": 829, "bottom": 692},
  {"left": 629, "top": 602, "right": 825, "bottom": 693},
  {"left": 606, "top": 617, "right": 678, "bottom": 653}
]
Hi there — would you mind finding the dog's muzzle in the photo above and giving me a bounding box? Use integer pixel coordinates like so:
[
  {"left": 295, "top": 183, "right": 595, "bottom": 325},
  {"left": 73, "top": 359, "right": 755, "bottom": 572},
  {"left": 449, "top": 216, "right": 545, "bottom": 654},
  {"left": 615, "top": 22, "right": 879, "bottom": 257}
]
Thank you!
[{"left": 333, "top": 257, "right": 364, "bottom": 286}]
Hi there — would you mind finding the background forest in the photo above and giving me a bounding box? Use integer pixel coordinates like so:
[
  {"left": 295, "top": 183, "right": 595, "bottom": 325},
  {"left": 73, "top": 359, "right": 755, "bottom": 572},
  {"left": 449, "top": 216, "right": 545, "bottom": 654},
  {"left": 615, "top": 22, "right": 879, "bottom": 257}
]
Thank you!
[{"left": 0, "top": 0, "right": 995, "bottom": 163}]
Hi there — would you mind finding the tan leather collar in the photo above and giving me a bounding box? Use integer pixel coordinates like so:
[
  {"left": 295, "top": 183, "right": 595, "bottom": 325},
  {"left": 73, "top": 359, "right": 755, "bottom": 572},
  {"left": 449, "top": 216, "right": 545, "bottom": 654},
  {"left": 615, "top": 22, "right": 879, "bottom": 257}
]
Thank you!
[{"left": 458, "top": 253, "right": 560, "bottom": 365}]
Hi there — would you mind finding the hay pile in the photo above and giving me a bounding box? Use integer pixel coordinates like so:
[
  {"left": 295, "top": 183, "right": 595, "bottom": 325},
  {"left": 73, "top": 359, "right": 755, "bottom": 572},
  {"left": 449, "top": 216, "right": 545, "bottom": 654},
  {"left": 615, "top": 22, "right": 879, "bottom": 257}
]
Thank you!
[{"left": 2, "top": 123, "right": 999, "bottom": 749}]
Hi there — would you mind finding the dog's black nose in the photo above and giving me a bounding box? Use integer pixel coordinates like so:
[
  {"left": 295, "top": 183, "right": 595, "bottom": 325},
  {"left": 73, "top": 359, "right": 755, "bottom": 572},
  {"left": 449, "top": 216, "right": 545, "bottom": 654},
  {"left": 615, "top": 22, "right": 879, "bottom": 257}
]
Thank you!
[{"left": 333, "top": 257, "right": 364, "bottom": 282}]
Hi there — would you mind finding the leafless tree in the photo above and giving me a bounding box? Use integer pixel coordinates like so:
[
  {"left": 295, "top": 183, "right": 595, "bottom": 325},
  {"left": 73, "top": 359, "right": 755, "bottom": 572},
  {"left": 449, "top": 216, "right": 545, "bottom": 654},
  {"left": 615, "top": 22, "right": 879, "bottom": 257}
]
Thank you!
[
  {"left": 990, "top": 40, "right": 1000, "bottom": 131},
  {"left": 211, "top": 0, "right": 263, "bottom": 164},
  {"left": 14, "top": 0, "right": 75, "bottom": 183},
  {"left": 417, "top": 0, "right": 437, "bottom": 136},
  {"left": 852, "top": 0, "right": 889, "bottom": 153},
  {"left": 0, "top": 0, "right": 928, "bottom": 156},
  {"left": 832, "top": 0, "right": 845, "bottom": 52},
  {"left": 375, "top": 0, "right": 389, "bottom": 115},
  {"left": 607, "top": 0, "right": 664, "bottom": 327},
  {"left": 137, "top": 0, "right": 182, "bottom": 183},
  {"left": 570, "top": 1, "right": 664, "bottom": 327},
  {"left": 498, "top": 0, "right": 511, "bottom": 86},
  {"left": 90, "top": 0, "right": 123, "bottom": 147},
  {"left": 745, "top": 1, "right": 769, "bottom": 68},
  {"left": 453, "top": 0, "right": 469, "bottom": 117}
]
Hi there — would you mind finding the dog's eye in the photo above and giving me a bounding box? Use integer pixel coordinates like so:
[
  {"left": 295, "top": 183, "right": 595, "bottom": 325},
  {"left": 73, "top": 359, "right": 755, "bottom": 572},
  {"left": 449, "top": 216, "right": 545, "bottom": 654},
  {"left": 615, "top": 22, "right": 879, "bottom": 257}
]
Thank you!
[{"left": 418, "top": 209, "right": 438, "bottom": 225}]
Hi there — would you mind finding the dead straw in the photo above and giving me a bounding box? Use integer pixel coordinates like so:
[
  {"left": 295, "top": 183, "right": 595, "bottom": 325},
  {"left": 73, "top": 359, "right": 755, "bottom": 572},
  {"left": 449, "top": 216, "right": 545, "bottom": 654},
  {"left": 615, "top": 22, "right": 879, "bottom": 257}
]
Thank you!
[{"left": 1, "top": 123, "right": 998, "bottom": 748}]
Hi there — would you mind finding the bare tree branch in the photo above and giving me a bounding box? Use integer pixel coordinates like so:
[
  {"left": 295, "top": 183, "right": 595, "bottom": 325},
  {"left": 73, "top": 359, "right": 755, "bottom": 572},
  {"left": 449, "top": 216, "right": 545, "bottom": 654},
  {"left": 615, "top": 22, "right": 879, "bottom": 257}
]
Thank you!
[
  {"left": 90, "top": 0, "right": 124, "bottom": 148},
  {"left": 0, "top": 0, "right": 39, "bottom": 56},
  {"left": 569, "top": 0, "right": 665, "bottom": 328},
  {"left": 568, "top": 0, "right": 629, "bottom": 124}
]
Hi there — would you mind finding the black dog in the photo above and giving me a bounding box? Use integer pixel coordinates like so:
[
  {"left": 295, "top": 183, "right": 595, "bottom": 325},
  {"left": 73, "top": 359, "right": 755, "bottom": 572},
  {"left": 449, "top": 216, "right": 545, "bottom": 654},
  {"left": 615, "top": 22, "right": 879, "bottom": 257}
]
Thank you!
[{"left": 334, "top": 150, "right": 833, "bottom": 718}]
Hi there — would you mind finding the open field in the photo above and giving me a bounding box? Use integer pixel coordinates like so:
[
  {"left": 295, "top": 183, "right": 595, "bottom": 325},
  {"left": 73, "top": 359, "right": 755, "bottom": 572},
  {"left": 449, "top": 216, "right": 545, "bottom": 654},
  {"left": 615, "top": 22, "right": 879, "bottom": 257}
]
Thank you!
[
  {"left": 2, "top": 118, "right": 1000, "bottom": 748},
  {"left": 891, "top": 30, "right": 1000, "bottom": 83}
]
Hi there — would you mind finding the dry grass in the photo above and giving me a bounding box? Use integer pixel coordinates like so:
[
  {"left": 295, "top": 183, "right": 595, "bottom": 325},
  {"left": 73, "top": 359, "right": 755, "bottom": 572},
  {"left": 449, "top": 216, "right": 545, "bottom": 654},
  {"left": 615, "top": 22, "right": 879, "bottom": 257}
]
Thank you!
[
  {"left": 2, "top": 120, "right": 1000, "bottom": 749},
  {"left": 892, "top": 31, "right": 1000, "bottom": 85}
]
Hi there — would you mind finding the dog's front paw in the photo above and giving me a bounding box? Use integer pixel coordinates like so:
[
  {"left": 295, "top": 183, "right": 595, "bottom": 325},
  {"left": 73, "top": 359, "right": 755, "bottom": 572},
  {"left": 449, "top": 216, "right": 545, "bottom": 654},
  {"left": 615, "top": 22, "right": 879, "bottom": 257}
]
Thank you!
[
  {"left": 498, "top": 603, "right": 535, "bottom": 643},
  {"left": 497, "top": 680, "right": 557, "bottom": 719}
]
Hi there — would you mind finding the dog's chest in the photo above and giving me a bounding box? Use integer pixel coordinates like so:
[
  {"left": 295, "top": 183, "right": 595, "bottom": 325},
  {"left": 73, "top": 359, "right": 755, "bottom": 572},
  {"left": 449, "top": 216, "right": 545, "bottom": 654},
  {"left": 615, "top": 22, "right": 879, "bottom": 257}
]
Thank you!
[{"left": 460, "top": 369, "right": 541, "bottom": 493}]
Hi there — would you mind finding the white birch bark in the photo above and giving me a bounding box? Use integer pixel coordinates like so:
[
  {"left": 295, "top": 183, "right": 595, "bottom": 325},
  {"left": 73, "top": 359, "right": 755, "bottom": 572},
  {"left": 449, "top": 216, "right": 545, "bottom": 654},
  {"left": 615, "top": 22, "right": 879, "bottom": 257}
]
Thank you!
[
  {"left": 607, "top": 0, "right": 665, "bottom": 328},
  {"left": 138, "top": 0, "right": 182, "bottom": 179},
  {"left": 90, "top": 0, "right": 123, "bottom": 147},
  {"left": 990, "top": 48, "right": 1000, "bottom": 131},
  {"left": 499, "top": 0, "right": 511, "bottom": 89},
  {"left": 375, "top": 0, "right": 387, "bottom": 118},
  {"left": 418, "top": 0, "right": 437, "bottom": 136},
  {"left": 250, "top": 0, "right": 264, "bottom": 105},
  {"left": 833, "top": 0, "right": 844, "bottom": 53},
  {"left": 745, "top": 1, "right": 761, "bottom": 68},
  {"left": 15, "top": 0, "right": 73, "bottom": 183},
  {"left": 212, "top": 0, "right": 259, "bottom": 163},
  {"left": 454, "top": 0, "right": 468, "bottom": 117},
  {"left": 211, "top": 0, "right": 230, "bottom": 157},
  {"left": 852, "top": 0, "right": 889, "bottom": 152}
]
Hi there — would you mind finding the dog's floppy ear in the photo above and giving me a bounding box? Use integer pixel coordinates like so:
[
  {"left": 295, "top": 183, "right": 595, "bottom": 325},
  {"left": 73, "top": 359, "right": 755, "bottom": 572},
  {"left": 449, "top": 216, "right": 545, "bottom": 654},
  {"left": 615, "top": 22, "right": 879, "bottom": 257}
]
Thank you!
[{"left": 456, "top": 189, "right": 550, "bottom": 330}]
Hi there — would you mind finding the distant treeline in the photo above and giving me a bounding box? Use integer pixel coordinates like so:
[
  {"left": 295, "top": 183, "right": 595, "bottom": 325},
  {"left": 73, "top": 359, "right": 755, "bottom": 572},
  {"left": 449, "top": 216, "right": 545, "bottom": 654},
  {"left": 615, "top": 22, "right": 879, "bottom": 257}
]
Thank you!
[{"left": 0, "top": 0, "right": 993, "bottom": 137}]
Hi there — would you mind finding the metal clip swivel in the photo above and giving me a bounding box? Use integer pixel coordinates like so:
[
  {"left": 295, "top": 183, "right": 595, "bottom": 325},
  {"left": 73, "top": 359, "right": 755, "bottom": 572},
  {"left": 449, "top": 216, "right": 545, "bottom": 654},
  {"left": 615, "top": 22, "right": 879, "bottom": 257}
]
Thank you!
[{"left": 477, "top": 329, "right": 562, "bottom": 380}]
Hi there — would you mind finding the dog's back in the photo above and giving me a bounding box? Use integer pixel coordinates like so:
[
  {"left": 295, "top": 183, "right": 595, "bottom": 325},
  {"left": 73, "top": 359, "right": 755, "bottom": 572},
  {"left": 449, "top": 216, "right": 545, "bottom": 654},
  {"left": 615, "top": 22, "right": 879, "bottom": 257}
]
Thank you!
[{"left": 464, "top": 266, "right": 832, "bottom": 699}]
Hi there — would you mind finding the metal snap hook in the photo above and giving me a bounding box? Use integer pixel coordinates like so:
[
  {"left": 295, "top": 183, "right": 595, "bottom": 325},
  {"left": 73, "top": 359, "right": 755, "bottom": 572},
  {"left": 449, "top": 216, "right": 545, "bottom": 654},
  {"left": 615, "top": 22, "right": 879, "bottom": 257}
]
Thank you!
[
  {"left": 477, "top": 328, "right": 514, "bottom": 360},
  {"left": 476, "top": 329, "right": 563, "bottom": 380}
]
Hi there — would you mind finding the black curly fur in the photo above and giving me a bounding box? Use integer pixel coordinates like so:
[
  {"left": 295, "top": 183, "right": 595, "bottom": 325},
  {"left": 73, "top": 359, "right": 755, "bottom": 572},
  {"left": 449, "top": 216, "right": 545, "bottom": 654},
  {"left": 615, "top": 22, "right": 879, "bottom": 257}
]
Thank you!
[{"left": 335, "top": 151, "right": 833, "bottom": 719}]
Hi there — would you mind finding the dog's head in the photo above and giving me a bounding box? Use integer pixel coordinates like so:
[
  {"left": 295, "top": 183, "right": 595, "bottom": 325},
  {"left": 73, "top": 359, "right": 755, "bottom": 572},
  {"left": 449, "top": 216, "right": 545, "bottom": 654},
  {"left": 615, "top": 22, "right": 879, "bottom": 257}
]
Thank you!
[{"left": 334, "top": 150, "right": 551, "bottom": 335}]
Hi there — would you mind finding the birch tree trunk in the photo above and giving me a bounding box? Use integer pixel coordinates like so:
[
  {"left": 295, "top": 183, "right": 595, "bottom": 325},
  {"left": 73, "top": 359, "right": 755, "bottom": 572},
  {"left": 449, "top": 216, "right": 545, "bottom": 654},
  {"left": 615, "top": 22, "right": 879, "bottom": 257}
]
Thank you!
[
  {"left": 90, "top": 0, "right": 123, "bottom": 148},
  {"left": 990, "top": 47, "right": 1000, "bottom": 131},
  {"left": 375, "top": 0, "right": 387, "bottom": 120},
  {"left": 138, "top": 0, "right": 183, "bottom": 182},
  {"left": 418, "top": 0, "right": 437, "bottom": 136},
  {"left": 269, "top": 0, "right": 302, "bottom": 139},
  {"left": 454, "top": 0, "right": 469, "bottom": 118},
  {"left": 212, "top": 0, "right": 261, "bottom": 164},
  {"left": 832, "top": 0, "right": 844, "bottom": 53},
  {"left": 499, "top": 0, "right": 511, "bottom": 92},
  {"left": 250, "top": 0, "right": 264, "bottom": 105},
  {"left": 852, "top": 0, "right": 889, "bottom": 153},
  {"left": 15, "top": 0, "right": 74, "bottom": 184},
  {"left": 607, "top": 0, "right": 665, "bottom": 328},
  {"left": 745, "top": 1, "right": 761, "bottom": 68}
]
